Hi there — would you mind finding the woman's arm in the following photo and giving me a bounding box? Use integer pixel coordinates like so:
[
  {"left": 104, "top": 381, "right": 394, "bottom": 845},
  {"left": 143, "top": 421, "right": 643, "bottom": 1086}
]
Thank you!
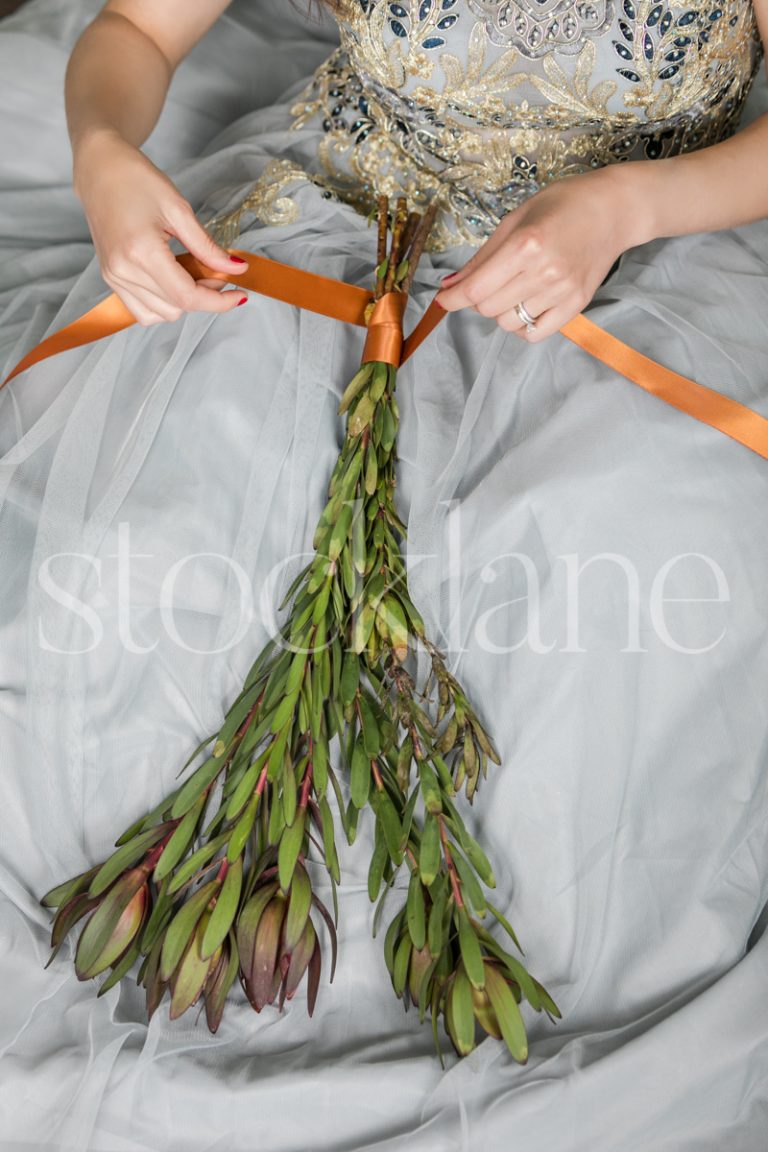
[
  {"left": 67, "top": 0, "right": 250, "bottom": 326},
  {"left": 615, "top": 13, "right": 768, "bottom": 244},
  {"left": 437, "top": 6, "right": 768, "bottom": 341}
]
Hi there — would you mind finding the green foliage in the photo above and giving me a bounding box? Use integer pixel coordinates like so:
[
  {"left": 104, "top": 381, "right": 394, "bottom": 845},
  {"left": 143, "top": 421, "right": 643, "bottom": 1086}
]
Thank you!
[{"left": 40, "top": 199, "right": 558, "bottom": 1064}]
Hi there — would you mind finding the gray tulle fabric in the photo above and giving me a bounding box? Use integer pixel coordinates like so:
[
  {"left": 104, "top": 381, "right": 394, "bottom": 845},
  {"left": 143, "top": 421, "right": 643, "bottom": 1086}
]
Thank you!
[{"left": 1, "top": 2, "right": 768, "bottom": 1149}]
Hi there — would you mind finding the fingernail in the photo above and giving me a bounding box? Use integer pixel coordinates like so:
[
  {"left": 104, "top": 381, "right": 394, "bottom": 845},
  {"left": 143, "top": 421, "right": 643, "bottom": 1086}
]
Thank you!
[
  {"left": 237, "top": 296, "right": 248, "bottom": 306},
  {"left": 441, "top": 272, "right": 459, "bottom": 284},
  {"left": 230, "top": 255, "right": 247, "bottom": 264}
]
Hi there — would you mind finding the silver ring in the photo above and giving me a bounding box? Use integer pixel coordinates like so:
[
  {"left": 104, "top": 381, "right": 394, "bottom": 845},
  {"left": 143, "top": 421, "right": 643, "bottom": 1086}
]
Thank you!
[{"left": 515, "top": 301, "right": 537, "bottom": 332}]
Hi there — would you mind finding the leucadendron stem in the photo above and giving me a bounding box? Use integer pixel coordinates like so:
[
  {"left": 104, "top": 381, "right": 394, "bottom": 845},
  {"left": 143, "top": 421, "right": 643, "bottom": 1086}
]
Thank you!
[{"left": 41, "top": 196, "right": 560, "bottom": 1063}]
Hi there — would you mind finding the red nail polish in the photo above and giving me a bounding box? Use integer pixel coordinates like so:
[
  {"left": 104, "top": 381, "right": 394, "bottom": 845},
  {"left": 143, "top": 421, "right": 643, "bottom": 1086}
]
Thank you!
[
  {"left": 441, "top": 272, "right": 458, "bottom": 284},
  {"left": 230, "top": 255, "right": 247, "bottom": 264},
  {"left": 237, "top": 296, "right": 248, "bottom": 306}
]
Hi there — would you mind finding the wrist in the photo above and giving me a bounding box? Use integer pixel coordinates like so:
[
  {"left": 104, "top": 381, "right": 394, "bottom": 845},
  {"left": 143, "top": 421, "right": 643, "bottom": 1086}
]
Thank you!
[
  {"left": 596, "top": 159, "right": 665, "bottom": 251},
  {"left": 71, "top": 126, "right": 127, "bottom": 200}
]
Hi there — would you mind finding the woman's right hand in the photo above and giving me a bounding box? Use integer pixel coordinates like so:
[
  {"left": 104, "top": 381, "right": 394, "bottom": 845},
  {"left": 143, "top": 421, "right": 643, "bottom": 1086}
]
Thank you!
[{"left": 73, "top": 130, "right": 249, "bottom": 326}]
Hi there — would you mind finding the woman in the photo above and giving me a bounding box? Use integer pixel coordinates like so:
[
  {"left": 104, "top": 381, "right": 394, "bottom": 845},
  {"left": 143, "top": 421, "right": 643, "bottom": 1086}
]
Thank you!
[{"left": 1, "top": 0, "right": 768, "bottom": 1148}]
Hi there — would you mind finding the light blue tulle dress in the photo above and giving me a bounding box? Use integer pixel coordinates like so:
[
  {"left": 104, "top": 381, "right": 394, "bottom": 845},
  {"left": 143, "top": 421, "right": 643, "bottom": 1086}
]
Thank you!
[{"left": 1, "top": 1, "right": 768, "bottom": 1149}]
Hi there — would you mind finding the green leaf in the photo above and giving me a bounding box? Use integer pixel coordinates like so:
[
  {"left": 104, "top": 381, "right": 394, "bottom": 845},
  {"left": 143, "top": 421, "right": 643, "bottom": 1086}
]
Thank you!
[
  {"left": 278, "top": 561, "right": 312, "bottom": 612},
  {"left": 450, "top": 820, "right": 496, "bottom": 889},
  {"left": 226, "top": 790, "right": 260, "bottom": 863},
  {"left": 381, "top": 595, "right": 409, "bottom": 661},
  {"left": 427, "top": 874, "right": 449, "bottom": 959},
  {"left": 358, "top": 694, "right": 380, "bottom": 758},
  {"left": 312, "top": 740, "right": 329, "bottom": 801},
  {"left": 483, "top": 963, "right": 529, "bottom": 1063},
  {"left": 381, "top": 402, "right": 397, "bottom": 453},
  {"left": 286, "top": 650, "right": 308, "bottom": 695},
  {"left": 340, "top": 651, "right": 360, "bottom": 708},
  {"left": 154, "top": 800, "right": 206, "bottom": 883},
  {"left": 140, "top": 877, "right": 174, "bottom": 955},
  {"left": 328, "top": 505, "right": 353, "bottom": 562},
  {"left": 215, "top": 681, "right": 262, "bottom": 751},
  {"left": 383, "top": 906, "right": 405, "bottom": 975},
  {"left": 169, "top": 917, "right": 212, "bottom": 1020},
  {"left": 457, "top": 908, "right": 486, "bottom": 990},
  {"left": 167, "top": 833, "right": 228, "bottom": 896},
  {"left": 419, "top": 813, "right": 441, "bottom": 887},
  {"left": 341, "top": 544, "right": 356, "bottom": 600},
  {"left": 75, "top": 870, "right": 147, "bottom": 979},
  {"left": 89, "top": 826, "right": 170, "bottom": 898},
  {"left": 283, "top": 862, "right": 312, "bottom": 952},
  {"left": 532, "top": 978, "right": 562, "bottom": 1020},
  {"left": 310, "top": 661, "right": 324, "bottom": 744},
  {"left": 370, "top": 362, "right": 388, "bottom": 402},
  {"left": 482, "top": 936, "right": 542, "bottom": 1012},
  {"left": 364, "top": 443, "right": 378, "bottom": 499},
  {"left": 319, "top": 797, "right": 341, "bottom": 885},
  {"left": 447, "top": 968, "right": 476, "bottom": 1056},
  {"left": 352, "top": 604, "right": 376, "bottom": 654},
  {"left": 487, "top": 900, "right": 524, "bottom": 955},
  {"left": 367, "top": 825, "right": 389, "bottom": 903},
  {"left": 205, "top": 932, "right": 240, "bottom": 1034},
  {"left": 271, "top": 691, "right": 299, "bottom": 735},
  {"left": 393, "top": 934, "right": 411, "bottom": 997},
  {"left": 201, "top": 857, "right": 243, "bottom": 960},
  {"left": 338, "top": 363, "right": 373, "bottom": 415},
  {"left": 160, "top": 880, "right": 217, "bottom": 982},
  {"left": 350, "top": 735, "right": 371, "bottom": 810},
  {"left": 418, "top": 762, "right": 443, "bottom": 815},
  {"left": 47, "top": 892, "right": 101, "bottom": 965},
  {"left": 278, "top": 813, "right": 306, "bottom": 892},
  {"left": 40, "top": 866, "right": 99, "bottom": 911},
  {"left": 224, "top": 751, "right": 268, "bottom": 821},
  {"left": 348, "top": 394, "right": 375, "bottom": 438},
  {"left": 171, "top": 757, "right": 224, "bottom": 821},
  {"left": 97, "top": 939, "right": 141, "bottom": 997},
  {"left": 406, "top": 870, "right": 426, "bottom": 950},
  {"left": 396, "top": 736, "right": 413, "bottom": 789},
  {"left": 451, "top": 844, "right": 487, "bottom": 917},
  {"left": 344, "top": 798, "right": 360, "bottom": 845},
  {"left": 282, "top": 756, "right": 298, "bottom": 826},
  {"left": 267, "top": 725, "right": 290, "bottom": 782},
  {"left": 268, "top": 784, "right": 286, "bottom": 845},
  {"left": 372, "top": 788, "right": 403, "bottom": 865}
]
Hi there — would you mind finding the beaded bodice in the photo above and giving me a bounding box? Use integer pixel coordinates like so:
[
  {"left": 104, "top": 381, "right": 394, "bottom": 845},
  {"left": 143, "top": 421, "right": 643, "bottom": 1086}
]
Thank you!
[{"left": 213, "top": 0, "right": 763, "bottom": 250}]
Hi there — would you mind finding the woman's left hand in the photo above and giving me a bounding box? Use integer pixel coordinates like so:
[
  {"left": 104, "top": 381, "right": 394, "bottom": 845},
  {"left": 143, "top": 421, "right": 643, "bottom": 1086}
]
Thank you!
[{"left": 434, "top": 168, "right": 636, "bottom": 342}]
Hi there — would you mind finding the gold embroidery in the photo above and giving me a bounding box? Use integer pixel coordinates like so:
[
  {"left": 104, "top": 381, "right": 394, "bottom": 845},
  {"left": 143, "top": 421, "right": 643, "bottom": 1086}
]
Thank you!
[
  {"left": 214, "top": 1, "right": 763, "bottom": 252},
  {"left": 206, "top": 158, "right": 310, "bottom": 247}
]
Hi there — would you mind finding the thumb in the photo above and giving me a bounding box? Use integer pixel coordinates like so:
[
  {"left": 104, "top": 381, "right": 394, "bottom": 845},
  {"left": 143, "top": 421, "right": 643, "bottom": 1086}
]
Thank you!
[{"left": 171, "top": 207, "right": 249, "bottom": 275}]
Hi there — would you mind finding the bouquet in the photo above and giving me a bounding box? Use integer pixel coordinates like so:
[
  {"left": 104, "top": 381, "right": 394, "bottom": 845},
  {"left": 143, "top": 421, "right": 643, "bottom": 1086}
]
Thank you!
[{"left": 41, "top": 195, "right": 560, "bottom": 1064}]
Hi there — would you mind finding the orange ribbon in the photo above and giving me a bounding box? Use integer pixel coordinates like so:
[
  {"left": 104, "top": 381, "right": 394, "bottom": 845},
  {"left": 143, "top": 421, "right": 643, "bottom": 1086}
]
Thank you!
[{"left": 2, "top": 247, "right": 767, "bottom": 461}]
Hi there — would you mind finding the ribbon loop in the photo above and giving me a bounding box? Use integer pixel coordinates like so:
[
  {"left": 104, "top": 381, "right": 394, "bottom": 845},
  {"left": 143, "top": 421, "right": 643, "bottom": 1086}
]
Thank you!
[
  {"left": 362, "top": 292, "right": 406, "bottom": 367},
  {"left": 2, "top": 247, "right": 768, "bottom": 462}
]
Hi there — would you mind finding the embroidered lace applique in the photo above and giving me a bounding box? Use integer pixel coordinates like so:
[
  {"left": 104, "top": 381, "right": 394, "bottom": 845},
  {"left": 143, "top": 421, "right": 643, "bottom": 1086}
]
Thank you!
[{"left": 210, "top": 0, "right": 763, "bottom": 252}]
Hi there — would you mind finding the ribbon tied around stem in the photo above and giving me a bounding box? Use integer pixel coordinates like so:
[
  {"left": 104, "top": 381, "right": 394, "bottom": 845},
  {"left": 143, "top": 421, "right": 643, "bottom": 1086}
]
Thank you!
[{"left": 2, "top": 248, "right": 768, "bottom": 461}]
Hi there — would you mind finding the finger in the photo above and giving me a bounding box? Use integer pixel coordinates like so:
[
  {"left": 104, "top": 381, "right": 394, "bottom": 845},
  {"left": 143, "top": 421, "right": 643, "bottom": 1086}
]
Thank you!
[
  {"left": 168, "top": 202, "right": 250, "bottom": 276},
  {"left": 145, "top": 252, "right": 249, "bottom": 315},
  {"left": 495, "top": 307, "right": 527, "bottom": 335},
  {"left": 115, "top": 281, "right": 186, "bottom": 324},
  {"left": 515, "top": 299, "right": 580, "bottom": 344},
  {"left": 112, "top": 285, "right": 168, "bottom": 328},
  {"left": 436, "top": 230, "right": 536, "bottom": 313},
  {"left": 468, "top": 272, "right": 565, "bottom": 321},
  {"left": 435, "top": 213, "right": 519, "bottom": 300}
]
